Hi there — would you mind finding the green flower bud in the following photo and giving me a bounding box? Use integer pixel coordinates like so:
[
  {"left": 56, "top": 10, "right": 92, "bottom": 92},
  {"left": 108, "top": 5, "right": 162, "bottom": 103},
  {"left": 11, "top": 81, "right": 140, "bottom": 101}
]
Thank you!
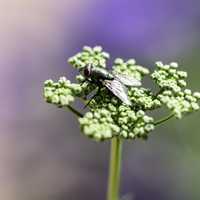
[
  {"left": 101, "top": 52, "right": 110, "bottom": 59},
  {"left": 155, "top": 61, "right": 164, "bottom": 68},
  {"left": 121, "top": 130, "right": 128, "bottom": 138},
  {"left": 170, "top": 62, "right": 178, "bottom": 68},
  {"left": 76, "top": 75, "right": 85, "bottom": 82},
  {"left": 184, "top": 89, "right": 192, "bottom": 95},
  {"left": 161, "top": 65, "right": 170, "bottom": 70},
  {"left": 194, "top": 92, "right": 200, "bottom": 99},
  {"left": 83, "top": 46, "right": 93, "bottom": 53},
  {"left": 127, "top": 59, "right": 136, "bottom": 65},
  {"left": 177, "top": 71, "right": 188, "bottom": 78},
  {"left": 178, "top": 80, "right": 187, "bottom": 87},
  {"left": 44, "top": 79, "right": 54, "bottom": 86},
  {"left": 185, "top": 95, "right": 196, "bottom": 102},
  {"left": 136, "top": 110, "right": 145, "bottom": 118},
  {"left": 143, "top": 116, "right": 153, "bottom": 123},
  {"left": 52, "top": 95, "right": 59, "bottom": 104},
  {"left": 114, "top": 58, "right": 124, "bottom": 65},
  {"left": 59, "top": 95, "right": 68, "bottom": 105},
  {"left": 85, "top": 112, "right": 93, "bottom": 119},
  {"left": 145, "top": 124, "right": 154, "bottom": 132},
  {"left": 163, "top": 90, "right": 173, "bottom": 96},
  {"left": 191, "top": 102, "right": 200, "bottom": 110}
]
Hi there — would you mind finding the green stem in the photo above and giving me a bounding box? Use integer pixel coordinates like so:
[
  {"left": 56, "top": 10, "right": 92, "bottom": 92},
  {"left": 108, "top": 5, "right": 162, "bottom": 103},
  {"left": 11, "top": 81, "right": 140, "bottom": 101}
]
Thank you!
[
  {"left": 107, "top": 138, "right": 123, "bottom": 200},
  {"left": 67, "top": 105, "right": 83, "bottom": 118},
  {"left": 154, "top": 113, "right": 174, "bottom": 126}
]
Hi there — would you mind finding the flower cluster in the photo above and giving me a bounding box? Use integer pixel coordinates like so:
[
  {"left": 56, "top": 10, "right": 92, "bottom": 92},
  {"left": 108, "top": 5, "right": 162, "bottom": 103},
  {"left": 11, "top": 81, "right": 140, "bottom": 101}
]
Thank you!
[
  {"left": 44, "top": 77, "right": 83, "bottom": 106},
  {"left": 152, "top": 62, "right": 200, "bottom": 118},
  {"left": 43, "top": 46, "right": 200, "bottom": 141},
  {"left": 68, "top": 46, "right": 109, "bottom": 70}
]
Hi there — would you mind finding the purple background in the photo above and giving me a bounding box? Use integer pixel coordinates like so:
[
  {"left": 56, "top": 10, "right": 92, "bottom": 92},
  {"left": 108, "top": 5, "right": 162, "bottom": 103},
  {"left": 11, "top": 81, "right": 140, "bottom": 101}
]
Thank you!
[{"left": 0, "top": 0, "right": 200, "bottom": 199}]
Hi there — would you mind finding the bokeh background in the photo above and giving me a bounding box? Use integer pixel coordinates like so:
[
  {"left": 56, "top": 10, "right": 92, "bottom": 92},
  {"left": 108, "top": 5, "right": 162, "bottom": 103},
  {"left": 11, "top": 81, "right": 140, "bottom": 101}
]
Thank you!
[{"left": 1, "top": 0, "right": 200, "bottom": 200}]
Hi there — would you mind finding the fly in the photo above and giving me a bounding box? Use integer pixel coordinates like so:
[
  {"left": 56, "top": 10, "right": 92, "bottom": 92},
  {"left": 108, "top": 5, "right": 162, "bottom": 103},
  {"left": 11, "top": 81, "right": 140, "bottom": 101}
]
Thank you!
[{"left": 81, "top": 64, "right": 141, "bottom": 107}]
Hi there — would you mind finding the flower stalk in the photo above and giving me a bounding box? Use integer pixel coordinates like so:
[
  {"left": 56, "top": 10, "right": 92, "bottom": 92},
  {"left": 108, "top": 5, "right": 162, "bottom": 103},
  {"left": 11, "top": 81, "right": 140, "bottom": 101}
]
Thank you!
[
  {"left": 67, "top": 105, "right": 83, "bottom": 118},
  {"left": 154, "top": 113, "right": 174, "bottom": 126},
  {"left": 107, "top": 138, "right": 123, "bottom": 200}
]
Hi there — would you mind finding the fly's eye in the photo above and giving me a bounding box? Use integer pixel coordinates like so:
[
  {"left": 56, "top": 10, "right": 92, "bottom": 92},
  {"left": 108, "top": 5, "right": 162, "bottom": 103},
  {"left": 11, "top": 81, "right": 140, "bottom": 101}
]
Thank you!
[{"left": 84, "top": 67, "right": 90, "bottom": 77}]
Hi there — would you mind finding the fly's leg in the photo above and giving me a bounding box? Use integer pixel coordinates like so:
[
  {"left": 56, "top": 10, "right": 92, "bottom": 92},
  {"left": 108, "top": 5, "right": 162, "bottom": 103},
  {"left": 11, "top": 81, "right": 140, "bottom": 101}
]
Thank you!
[
  {"left": 80, "top": 78, "right": 94, "bottom": 100},
  {"left": 80, "top": 78, "right": 91, "bottom": 87},
  {"left": 83, "top": 87, "right": 101, "bottom": 109}
]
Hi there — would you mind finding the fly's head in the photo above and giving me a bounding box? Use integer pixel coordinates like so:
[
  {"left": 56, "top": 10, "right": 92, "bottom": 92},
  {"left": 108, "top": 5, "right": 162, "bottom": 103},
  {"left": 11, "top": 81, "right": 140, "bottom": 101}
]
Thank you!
[{"left": 83, "top": 64, "right": 92, "bottom": 78}]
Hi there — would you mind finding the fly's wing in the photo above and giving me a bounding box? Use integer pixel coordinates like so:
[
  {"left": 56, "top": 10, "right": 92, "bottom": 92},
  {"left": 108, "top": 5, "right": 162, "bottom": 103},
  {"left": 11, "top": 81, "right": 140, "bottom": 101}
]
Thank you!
[
  {"left": 114, "top": 73, "right": 141, "bottom": 87},
  {"left": 103, "top": 79, "right": 132, "bottom": 106}
]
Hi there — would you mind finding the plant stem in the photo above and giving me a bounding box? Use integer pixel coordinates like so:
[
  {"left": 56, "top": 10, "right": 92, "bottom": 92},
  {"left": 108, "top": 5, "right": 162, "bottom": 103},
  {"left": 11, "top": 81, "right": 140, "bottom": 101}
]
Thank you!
[
  {"left": 107, "top": 138, "right": 123, "bottom": 200},
  {"left": 67, "top": 105, "right": 83, "bottom": 117},
  {"left": 154, "top": 113, "right": 174, "bottom": 126}
]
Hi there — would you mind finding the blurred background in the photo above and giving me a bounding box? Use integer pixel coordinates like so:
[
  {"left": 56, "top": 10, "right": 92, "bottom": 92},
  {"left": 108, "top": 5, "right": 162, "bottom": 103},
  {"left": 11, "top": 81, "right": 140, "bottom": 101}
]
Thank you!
[{"left": 0, "top": 0, "right": 200, "bottom": 199}]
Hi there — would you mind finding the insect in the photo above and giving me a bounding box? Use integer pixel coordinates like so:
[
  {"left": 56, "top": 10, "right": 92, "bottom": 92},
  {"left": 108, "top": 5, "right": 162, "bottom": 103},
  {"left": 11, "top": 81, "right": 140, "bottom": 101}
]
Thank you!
[{"left": 81, "top": 64, "right": 141, "bottom": 106}]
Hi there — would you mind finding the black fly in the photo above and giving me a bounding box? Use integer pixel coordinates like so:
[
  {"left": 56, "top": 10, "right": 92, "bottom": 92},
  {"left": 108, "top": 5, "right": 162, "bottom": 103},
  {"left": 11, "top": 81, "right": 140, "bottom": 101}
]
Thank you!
[{"left": 81, "top": 64, "right": 141, "bottom": 107}]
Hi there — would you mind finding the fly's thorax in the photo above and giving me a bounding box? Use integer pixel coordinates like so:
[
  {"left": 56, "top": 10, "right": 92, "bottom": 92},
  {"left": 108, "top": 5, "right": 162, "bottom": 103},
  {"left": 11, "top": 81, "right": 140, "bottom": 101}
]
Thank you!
[{"left": 90, "top": 67, "right": 114, "bottom": 80}]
